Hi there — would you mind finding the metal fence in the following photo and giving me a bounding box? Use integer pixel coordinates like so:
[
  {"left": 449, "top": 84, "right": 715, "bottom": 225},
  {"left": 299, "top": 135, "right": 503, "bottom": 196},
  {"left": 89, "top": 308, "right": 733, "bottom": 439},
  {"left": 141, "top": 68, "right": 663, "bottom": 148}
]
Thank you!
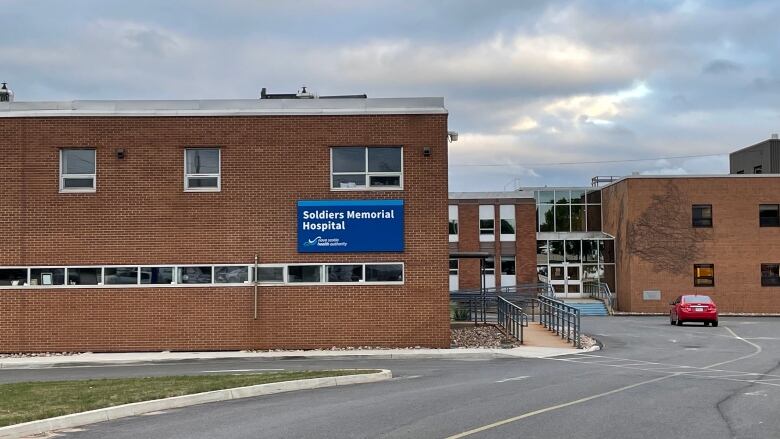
[
  {"left": 537, "top": 295, "right": 581, "bottom": 348},
  {"left": 496, "top": 296, "right": 528, "bottom": 344},
  {"left": 450, "top": 283, "right": 551, "bottom": 324}
]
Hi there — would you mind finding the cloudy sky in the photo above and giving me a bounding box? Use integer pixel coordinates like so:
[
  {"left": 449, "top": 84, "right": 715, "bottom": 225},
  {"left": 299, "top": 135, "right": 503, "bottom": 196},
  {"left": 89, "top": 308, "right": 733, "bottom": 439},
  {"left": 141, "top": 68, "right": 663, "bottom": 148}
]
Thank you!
[{"left": 3, "top": 0, "right": 779, "bottom": 190}]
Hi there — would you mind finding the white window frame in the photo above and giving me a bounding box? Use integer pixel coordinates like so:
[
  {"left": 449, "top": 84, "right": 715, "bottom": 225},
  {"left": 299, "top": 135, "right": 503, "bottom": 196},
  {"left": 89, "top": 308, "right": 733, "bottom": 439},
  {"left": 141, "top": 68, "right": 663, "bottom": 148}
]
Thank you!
[
  {"left": 449, "top": 205, "right": 459, "bottom": 242},
  {"left": 184, "top": 148, "right": 221, "bottom": 192},
  {"left": 479, "top": 205, "right": 495, "bottom": 242},
  {"left": 499, "top": 204, "right": 516, "bottom": 242},
  {"left": 60, "top": 149, "right": 96, "bottom": 193},
  {"left": 330, "top": 147, "right": 403, "bottom": 191}
]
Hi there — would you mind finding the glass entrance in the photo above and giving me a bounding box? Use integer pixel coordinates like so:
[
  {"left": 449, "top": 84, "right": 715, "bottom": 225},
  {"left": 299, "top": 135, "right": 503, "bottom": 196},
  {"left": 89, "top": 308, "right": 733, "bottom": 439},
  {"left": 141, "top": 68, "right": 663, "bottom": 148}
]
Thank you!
[{"left": 549, "top": 264, "right": 582, "bottom": 298}]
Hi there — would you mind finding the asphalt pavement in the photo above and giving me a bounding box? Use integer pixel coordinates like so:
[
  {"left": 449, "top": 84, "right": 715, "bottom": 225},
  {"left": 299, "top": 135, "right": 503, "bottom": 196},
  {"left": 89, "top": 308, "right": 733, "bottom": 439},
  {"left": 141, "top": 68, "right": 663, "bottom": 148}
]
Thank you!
[{"left": 6, "top": 317, "right": 780, "bottom": 439}]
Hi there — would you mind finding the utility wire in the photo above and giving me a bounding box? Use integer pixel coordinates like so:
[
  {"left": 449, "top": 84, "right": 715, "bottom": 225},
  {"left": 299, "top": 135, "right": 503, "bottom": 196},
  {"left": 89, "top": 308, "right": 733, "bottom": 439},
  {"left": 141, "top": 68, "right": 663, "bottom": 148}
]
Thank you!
[{"left": 449, "top": 152, "right": 729, "bottom": 168}]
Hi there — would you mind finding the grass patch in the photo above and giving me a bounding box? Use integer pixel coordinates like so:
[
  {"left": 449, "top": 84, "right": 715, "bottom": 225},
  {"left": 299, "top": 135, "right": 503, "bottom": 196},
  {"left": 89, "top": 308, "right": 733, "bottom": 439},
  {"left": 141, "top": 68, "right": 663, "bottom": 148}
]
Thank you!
[{"left": 0, "top": 370, "right": 376, "bottom": 427}]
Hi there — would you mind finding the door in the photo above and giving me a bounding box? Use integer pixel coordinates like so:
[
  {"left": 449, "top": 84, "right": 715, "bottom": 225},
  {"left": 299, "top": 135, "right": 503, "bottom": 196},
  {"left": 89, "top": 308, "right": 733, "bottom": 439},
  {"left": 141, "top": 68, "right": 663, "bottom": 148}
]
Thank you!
[{"left": 549, "top": 264, "right": 582, "bottom": 298}]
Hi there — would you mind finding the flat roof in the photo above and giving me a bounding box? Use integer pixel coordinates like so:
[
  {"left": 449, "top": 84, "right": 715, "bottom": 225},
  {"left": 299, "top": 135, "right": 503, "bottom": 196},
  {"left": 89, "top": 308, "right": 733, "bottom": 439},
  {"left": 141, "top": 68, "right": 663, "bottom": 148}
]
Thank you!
[
  {"left": 0, "top": 97, "right": 447, "bottom": 118},
  {"left": 600, "top": 173, "right": 780, "bottom": 189},
  {"left": 449, "top": 191, "right": 535, "bottom": 200}
]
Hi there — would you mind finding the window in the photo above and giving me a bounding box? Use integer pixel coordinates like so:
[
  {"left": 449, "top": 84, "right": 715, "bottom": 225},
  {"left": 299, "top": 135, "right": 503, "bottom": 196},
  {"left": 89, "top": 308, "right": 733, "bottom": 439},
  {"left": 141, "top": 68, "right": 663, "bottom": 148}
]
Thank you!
[
  {"left": 288, "top": 265, "right": 322, "bottom": 283},
  {"left": 141, "top": 267, "right": 174, "bottom": 284},
  {"left": 67, "top": 268, "right": 102, "bottom": 286},
  {"left": 327, "top": 264, "right": 362, "bottom": 282},
  {"left": 178, "top": 266, "right": 212, "bottom": 284},
  {"left": 761, "top": 264, "right": 780, "bottom": 286},
  {"left": 331, "top": 147, "right": 402, "bottom": 189},
  {"left": 60, "top": 149, "right": 96, "bottom": 192},
  {"left": 483, "top": 257, "right": 495, "bottom": 275},
  {"left": 185, "top": 148, "right": 220, "bottom": 191},
  {"left": 0, "top": 269, "right": 27, "bottom": 286},
  {"left": 760, "top": 204, "right": 780, "bottom": 227},
  {"left": 692, "top": 204, "right": 712, "bottom": 228},
  {"left": 499, "top": 205, "right": 515, "bottom": 241},
  {"left": 105, "top": 267, "right": 138, "bottom": 285},
  {"left": 256, "top": 266, "right": 284, "bottom": 283},
  {"left": 736, "top": 170, "right": 744, "bottom": 174},
  {"left": 365, "top": 264, "right": 403, "bottom": 282},
  {"left": 754, "top": 165, "right": 763, "bottom": 174},
  {"left": 215, "top": 266, "right": 249, "bottom": 283},
  {"left": 31, "top": 268, "right": 65, "bottom": 286},
  {"left": 449, "top": 259, "right": 458, "bottom": 275},
  {"left": 694, "top": 264, "right": 714, "bottom": 287},
  {"left": 449, "top": 205, "right": 459, "bottom": 242},
  {"left": 500, "top": 256, "right": 516, "bottom": 276},
  {"left": 479, "top": 205, "right": 495, "bottom": 241}
]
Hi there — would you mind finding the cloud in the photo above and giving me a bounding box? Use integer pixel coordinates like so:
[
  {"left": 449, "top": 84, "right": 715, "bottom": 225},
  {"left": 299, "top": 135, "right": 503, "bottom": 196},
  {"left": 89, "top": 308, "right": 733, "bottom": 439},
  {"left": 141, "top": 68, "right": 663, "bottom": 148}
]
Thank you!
[{"left": 702, "top": 59, "right": 742, "bottom": 75}]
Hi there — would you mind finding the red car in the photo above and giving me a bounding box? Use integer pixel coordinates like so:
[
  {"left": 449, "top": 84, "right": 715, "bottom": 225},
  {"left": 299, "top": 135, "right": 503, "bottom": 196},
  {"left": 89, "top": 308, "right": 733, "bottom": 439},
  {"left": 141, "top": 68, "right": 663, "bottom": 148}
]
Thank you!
[{"left": 670, "top": 295, "right": 718, "bottom": 326}]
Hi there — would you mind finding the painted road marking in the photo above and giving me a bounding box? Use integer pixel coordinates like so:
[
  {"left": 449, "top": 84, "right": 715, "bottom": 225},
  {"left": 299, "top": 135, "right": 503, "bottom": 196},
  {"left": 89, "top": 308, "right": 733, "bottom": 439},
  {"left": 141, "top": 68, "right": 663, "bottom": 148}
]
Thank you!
[{"left": 495, "top": 376, "right": 529, "bottom": 383}]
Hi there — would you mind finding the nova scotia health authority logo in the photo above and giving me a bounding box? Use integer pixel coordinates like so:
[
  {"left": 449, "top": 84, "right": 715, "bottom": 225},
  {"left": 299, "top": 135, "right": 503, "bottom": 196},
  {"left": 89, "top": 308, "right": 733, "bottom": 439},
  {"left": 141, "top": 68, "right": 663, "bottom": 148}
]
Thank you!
[
  {"left": 303, "top": 236, "right": 322, "bottom": 247},
  {"left": 302, "top": 236, "right": 348, "bottom": 248}
]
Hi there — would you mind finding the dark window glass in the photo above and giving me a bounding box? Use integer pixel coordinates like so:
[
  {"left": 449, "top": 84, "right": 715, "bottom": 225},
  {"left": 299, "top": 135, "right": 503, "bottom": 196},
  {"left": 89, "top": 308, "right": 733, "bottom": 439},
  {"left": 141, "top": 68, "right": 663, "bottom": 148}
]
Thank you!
[
  {"left": 759, "top": 204, "right": 780, "bottom": 227},
  {"left": 369, "top": 175, "right": 401, "bottom": 187},
  {"left": 582, "top": 240, "right": 598, "bottom": 263},
  {"left": 186, "top": 149, "right": 220, "bottom": 174},
  {"left": 536, "top": 191, "right": 555, "bottom": 204},
  {"left": 215, "top": 266, "right": 248, "bottom": 283},
  {"left": 63, "top": 178, "right": 95, "bottom": 189},
  {"left": 365, "top": 264, "right": 403, "bottom": 282},
  {"left": 501, "top": 257, "right": 515, "bottom": 276},
  {"left": 570, "top": 205, "right": 585, "bottom": 231},
  {"left": 0, "top": 269, "right": 27, "bottom": 286},
  {"left": 599, "top": 240, "right": 615, "bottom": 263},
  {"left": 332, "top": 174, "right": 366, "bottom": 188},
  {"left": 327, "top": 265, "right": 363, "bottom": 282},
  {"left": 565, "top": 240, "right": 581, "bottom": 263},
  {"left": 105, "top": 267, "right": 138, "bottom": 285},
  {"left": 736, "top": 170, "right": 744, "bottom": 174},
  {"left": 549, "top": 240, "right": 564, "bottom": 263},
  {"left": 694, "top": 264, "right": 715, "bottom": 287},
  {"left": 536, "top": 240, "right": 549, "bottom": 265},
  {"left": 178, "top": 266, "right": 212, "bottom": 284},
  {"left": 500, "top": 219, "right": 515, "bottom": 234},
  {"left": 141, "top": 267, "right": 174, "bottom": 284},
  {"left": 187, "top": 177, "right": 219, "bottom": 188},
  {"left": 332, "top": 147, "right": 366, "bottom": 173},
  {"left": 582, "top": 264, "right": 601, "bottom": 281},
  {"left": 555, "top": 205, "right": 570, "bottom": 232},
  {"left": 555, "top": 190, "right": 570, "bottom": 204},
  {"left": 537, "top": 265, "right": 549, "bottom": 281},
  {"left": 288, "top": 265, "right": 322, "bottom": 283},
  {"left": 62, "top": 149, "right": 95, "bottom": 174},
  {"left": 483, "top": 257, "right": 495, "bottom": 275},
  {"left": 256, "top": 267, "right": 284, "bottom": 283},
  {"left": 538, "top": 204, "right": 554, "bottom": 232},
  {"left": 586, "top": 205, "right": 602, "bottom": 231},
  {"left": 368, "top": 147, "right": 402, "bottom": 172},
  {"left": 449, "top": 259, "right": 458, "bottom": 275},
  {"left": 692, "top": 204, "right": 712, "bottom": 227},
  {"left": 31, "top": 268, "right": 65, "bottom": 286},
  {"left": 761, "top": 264, "right": 780, "bottom": 286},
  {"left": 754, "top": 165, "right": 763, "bottom": 174},
  {"left": 586, "top": 190, "right": 601, "bottom": 204},
  {"left": 67, "top": 268, "right": 102, "bottom": 286},
  {"left": 479, "top": 219, "right": 495, "bottom": 235},
  {"left": 570, "top": 190, "right": 586, "bottom": 204},
  {"left": 449, "top": 220, "right": 458, "bottom": 235}
]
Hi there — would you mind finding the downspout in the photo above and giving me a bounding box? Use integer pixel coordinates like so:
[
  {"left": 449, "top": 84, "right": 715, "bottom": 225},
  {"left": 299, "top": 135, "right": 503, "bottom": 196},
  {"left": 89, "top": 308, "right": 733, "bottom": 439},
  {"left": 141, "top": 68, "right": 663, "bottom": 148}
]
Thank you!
[{"left": 254, "top": 254, "right": 258, "bottom": 319}]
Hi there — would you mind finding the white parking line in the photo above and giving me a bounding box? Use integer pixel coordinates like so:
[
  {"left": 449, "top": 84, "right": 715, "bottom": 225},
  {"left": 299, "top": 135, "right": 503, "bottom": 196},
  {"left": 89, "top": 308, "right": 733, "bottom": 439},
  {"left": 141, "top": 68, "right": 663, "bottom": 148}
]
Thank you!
[{"left": 495, "top": 376, "right": 529, "bottom": 383}]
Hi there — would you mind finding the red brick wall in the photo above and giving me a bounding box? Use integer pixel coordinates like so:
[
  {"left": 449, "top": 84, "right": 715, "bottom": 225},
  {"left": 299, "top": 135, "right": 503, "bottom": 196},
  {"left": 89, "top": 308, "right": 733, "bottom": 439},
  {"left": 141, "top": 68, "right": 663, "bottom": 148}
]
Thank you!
[
  {"left": 0, "top": 114, "right": 450, "bottom": 352},
  {"left": 516, "top": 204, "right": 537, "bottom": 283},
  {"left": 456, "top": 203, "right": 481, "bottom": 289},
  {"left": 602, "top": 177, "right": 780, "bottom": 313}
]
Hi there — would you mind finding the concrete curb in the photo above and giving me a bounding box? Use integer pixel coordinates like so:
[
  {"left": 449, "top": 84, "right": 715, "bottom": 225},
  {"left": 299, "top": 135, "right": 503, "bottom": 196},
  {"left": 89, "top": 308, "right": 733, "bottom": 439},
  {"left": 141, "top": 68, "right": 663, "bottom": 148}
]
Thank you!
[
  {"left": 0, "top": 347, "right": 584, "bottom": 369},
  {"left": 0, "top": 369, "right": 392, "bottom": 439}
]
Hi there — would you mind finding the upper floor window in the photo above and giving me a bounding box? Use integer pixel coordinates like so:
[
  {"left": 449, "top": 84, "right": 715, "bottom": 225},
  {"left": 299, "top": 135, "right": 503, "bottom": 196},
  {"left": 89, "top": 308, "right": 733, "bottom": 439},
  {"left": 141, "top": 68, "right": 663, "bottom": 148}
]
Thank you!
[
  {"left": 759, "top": 204, "right": 780, "bottom": 227},
  {"left": 479, "top": 205, "right": 495, "bottom": 242},
  {"left": 754, "top": 165, "right": 763, "bottom": 174},
  {"left": 331, "top": 147, "right": 402, "bottom": 190},
  {"left": 692, "top": 204, "right": 712, "bottom": 228},
  {"left": 499, "top": 204, "right": 516, "bottom": 241},
  {"left": 694, "top": 264, "right": 714, "bottom": 287},
  {"left": 761, "top": 264, "right": 780, "bottom": 286},
  {"left": 185, "top": 148, "right": 220, "bottom": 191},
  {"left": 60, "top": 149, "right": 96, "bottom": 192},
  {"left": 449, "top": 205, "right": 459, "bottom": 242}
]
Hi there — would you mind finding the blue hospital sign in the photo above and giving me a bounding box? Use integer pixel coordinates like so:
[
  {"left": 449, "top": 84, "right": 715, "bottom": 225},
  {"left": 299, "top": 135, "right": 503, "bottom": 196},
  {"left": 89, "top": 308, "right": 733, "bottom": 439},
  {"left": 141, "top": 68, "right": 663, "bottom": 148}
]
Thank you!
[{"left": 297, "top": 200, "right": 404, "bottom": 252}]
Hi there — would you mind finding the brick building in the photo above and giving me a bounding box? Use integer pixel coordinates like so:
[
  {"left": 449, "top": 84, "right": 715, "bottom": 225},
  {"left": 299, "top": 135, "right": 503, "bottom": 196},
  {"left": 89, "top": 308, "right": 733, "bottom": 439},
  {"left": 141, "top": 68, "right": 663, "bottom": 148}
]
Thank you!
[{"left": 0, "top": 95, "right": 451, "bottom": 352}]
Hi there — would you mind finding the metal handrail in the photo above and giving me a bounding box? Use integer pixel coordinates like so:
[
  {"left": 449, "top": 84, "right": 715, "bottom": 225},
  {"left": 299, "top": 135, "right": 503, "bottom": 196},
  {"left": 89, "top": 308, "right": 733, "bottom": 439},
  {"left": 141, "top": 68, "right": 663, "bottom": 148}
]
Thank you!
[
  {"left": 450, "top": 283, "right": 552, "bottom": 323},
  {"left": 582, "top": 281, "right": 615, "bottom": 314},
  {"left": 497, "top": 296, "right": 527, "bottom": 344},
  {"left": 537, "top": 296, "right": 581, "bottom": 348}
]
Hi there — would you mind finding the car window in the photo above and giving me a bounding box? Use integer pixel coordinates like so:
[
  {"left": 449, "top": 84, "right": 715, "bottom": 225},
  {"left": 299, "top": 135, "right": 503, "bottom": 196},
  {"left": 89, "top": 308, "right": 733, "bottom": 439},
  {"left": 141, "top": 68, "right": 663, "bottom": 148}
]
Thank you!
[{"left": 682, "top": 295, "right": 712, "bottom": 303}]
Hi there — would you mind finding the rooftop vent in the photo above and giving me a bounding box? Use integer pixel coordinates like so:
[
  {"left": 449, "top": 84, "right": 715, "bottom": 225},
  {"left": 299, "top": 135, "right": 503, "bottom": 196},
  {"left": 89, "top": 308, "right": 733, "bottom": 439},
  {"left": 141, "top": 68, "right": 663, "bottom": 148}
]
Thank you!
[
  {"left": 772, "top": 133, "right": 778, "bottom": 140},
  {"left": 260, "top": 87, "right": 366, "bottom": 100},
  {"left": 0, "top": 83, "right": 13, "bottom": 102},
  {"left": 296, "top": 86, "right": 314, "bottom": 99}
]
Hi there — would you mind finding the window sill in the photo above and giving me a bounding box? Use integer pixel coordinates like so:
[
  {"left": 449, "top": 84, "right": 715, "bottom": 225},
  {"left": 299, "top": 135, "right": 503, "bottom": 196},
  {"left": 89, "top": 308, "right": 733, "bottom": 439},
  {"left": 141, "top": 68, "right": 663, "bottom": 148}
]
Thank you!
[
  {"left": 59, "top": 189, "right": 96, "bottom": 194},
  {"left": 184, "top": 188, "right": 221, "bottom": 193},
  {"left": 330, "top": 187, "right": 404, "bottom": 192}
]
